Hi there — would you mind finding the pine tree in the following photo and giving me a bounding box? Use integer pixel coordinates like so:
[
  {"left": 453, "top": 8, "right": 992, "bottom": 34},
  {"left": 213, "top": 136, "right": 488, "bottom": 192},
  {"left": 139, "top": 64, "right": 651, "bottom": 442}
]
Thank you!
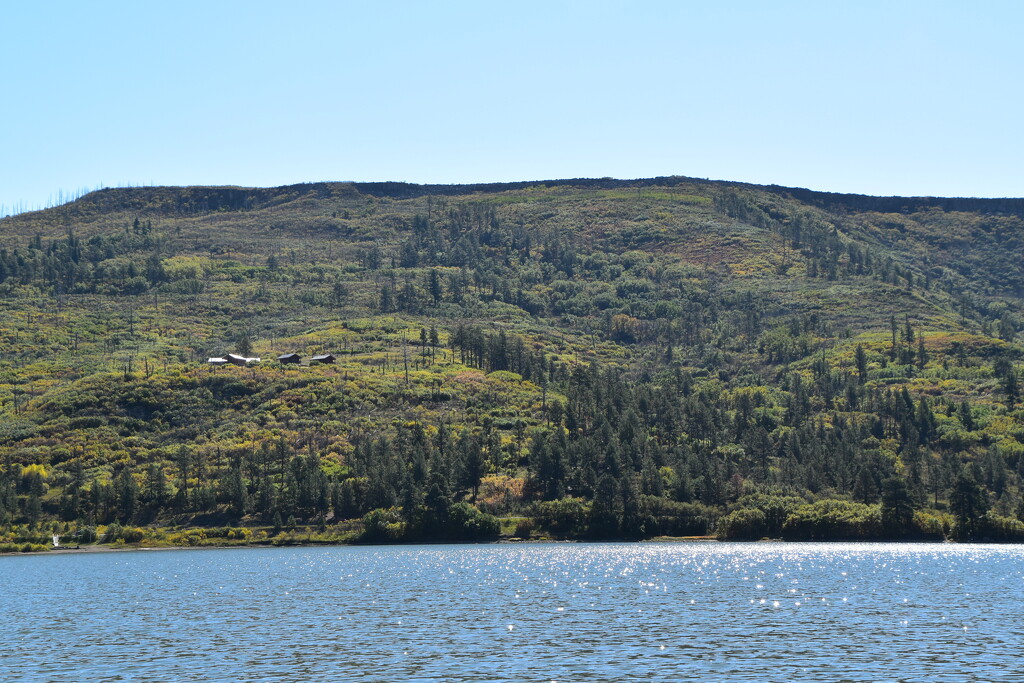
[
  {"left": 1004, "top": 370, "right": 1019, "bottom": 408},
  {"left": 855, "top": 344, "right": 868, "bottom": 383},
  {"left": 881, "top": 477, "right": 914, "bottom": 536},
  {"left": 950, "top": 469, "right": 989, "bottom": 540}
]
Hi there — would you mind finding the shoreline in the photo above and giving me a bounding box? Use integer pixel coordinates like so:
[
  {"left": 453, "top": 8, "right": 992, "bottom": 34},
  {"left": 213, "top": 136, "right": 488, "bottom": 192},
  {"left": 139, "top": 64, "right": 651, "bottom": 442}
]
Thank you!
[
  {"left": 0, "top": 535, "right": 975, "bottom": 558},
  {"left": 0, "top": 534, "right": 716, "bottom": 557}
]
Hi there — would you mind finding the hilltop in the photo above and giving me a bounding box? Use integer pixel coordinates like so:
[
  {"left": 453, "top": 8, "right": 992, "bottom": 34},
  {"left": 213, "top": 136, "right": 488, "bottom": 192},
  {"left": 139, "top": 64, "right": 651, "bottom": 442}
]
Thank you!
[{"left": 2, "top": 175, "right": 1024, "bottom": 550}]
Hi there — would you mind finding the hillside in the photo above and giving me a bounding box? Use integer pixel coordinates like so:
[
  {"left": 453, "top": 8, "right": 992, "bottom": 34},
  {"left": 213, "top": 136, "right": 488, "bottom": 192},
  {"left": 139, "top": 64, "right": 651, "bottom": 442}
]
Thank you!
[{"left": 3, "top": 176, "right": 1024, "bottom": 549}]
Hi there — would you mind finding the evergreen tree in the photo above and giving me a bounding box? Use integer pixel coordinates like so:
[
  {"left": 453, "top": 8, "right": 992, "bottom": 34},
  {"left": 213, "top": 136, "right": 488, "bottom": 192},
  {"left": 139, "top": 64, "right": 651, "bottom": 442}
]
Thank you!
[
  {"left": 114, "top": 468, "right": 139, "bottom": 523},
  {"left": 1004, "top": 370, "right": 1019, "bottom": 408},
  {"left": 589, "top": 474, "right": 621, "bottom": 538},
  {"left": 950, "top": 469, "right": 989, "bottom": 540},
  {"left": 855, "top": 344, "right": 868, "bottom": 383},
  {"left": 881, "top": 477, "right": 914, "bottom": 537}
]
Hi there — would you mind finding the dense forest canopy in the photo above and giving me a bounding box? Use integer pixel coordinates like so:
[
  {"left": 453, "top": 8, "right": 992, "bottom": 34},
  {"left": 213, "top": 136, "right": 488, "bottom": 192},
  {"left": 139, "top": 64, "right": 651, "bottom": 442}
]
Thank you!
[{"left": 2, "top": 176, "right": 1024, "bottom": 549}]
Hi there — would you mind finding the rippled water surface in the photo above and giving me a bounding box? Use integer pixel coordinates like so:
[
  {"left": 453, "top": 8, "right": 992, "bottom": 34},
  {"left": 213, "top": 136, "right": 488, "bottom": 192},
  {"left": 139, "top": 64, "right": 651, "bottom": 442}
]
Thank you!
[{"left": 3, "top": 542, "right": 1023, "bottom": 681}]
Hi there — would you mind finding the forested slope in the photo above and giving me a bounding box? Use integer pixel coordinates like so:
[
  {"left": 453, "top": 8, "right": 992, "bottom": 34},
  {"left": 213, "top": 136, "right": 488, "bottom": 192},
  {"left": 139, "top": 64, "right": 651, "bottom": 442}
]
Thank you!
[{"left": 2, "top": 176, "right": 1024, "bottom": 549}]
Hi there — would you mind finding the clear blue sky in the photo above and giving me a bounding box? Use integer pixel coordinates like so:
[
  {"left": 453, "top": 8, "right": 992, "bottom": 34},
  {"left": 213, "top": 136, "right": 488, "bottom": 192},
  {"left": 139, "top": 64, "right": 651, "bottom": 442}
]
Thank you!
[{"left": 2, "top": 1, "right": 1022, "bottom": 215}]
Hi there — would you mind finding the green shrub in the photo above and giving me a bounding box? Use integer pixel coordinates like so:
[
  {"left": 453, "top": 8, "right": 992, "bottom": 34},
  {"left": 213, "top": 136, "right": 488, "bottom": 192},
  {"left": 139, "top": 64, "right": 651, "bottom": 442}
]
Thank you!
[
  {"left": 445, "top": 503, "right": 500, "bottom": 541},
  {"left": 641, "top": 496, "right": 715, "bottom": 537},
  {"left": 534, "top": 497, "right": 591, "bottom": 537},
  {"left": 981, "top": 512, "right": 1024, "bottom": 542},
  {"left": 361, "top": 508, "right": 406, "bottom": 542},
  {"left": 513, "top": 518, "right": 534, "bottom": 539},
  {"left": 782, "top": 499, "right": 883, "bottom": 540},
  {"left": 101, "top": 523, "right": 145, "bottom": 544},
  {"left": 912, "top": 510, "right": 949, "bottom": 539},
  {"left": 716, "top": 508, "right": 768, "bottom": 540},
  {"left": 101, "top": 523, "right": 122, "bottom": 544},
  {"left": 168, "top": 529, "right": 207, "bottom": 546},
  {"left": 120, "top": 527, "right": 145, "bottom": 543},
  {"left": 734, "top": 493, "right": 806, "bottom": 537}
]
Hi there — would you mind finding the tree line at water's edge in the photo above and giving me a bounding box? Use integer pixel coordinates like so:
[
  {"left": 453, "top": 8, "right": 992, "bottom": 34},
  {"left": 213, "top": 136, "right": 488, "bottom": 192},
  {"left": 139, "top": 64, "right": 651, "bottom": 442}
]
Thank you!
[{"left": 3, "top": 178, "right": 1024, "bottom": 550}]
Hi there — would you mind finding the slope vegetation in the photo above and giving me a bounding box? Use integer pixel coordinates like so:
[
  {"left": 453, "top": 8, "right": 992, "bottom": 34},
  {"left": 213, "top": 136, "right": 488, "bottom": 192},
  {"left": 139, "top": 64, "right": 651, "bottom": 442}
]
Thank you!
[{"left": 2, "top": 176, "right": 1024, "bottom": 548}]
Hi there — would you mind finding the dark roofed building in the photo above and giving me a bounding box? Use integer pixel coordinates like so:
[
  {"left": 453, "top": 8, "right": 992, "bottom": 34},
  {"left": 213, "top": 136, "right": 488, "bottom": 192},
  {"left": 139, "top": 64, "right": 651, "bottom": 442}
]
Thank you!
[
  {"left": 310, "top": 353, "right": 336, "bottom": 364},
  {"left": 277, "top": 353, "right": 301, "bottom": 364}
]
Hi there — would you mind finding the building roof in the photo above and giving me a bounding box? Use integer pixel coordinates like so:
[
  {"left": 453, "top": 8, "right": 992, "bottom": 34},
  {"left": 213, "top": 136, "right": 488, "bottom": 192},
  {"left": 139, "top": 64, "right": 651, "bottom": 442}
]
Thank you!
[{"left": 225, "top": 353, "right": 261, "bottom": 364}]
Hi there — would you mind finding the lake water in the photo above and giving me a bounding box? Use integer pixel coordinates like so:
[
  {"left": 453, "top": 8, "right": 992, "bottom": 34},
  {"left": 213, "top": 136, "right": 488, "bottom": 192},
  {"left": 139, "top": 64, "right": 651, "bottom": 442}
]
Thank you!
[{"left": 2, "top": 542, "right": 1022, "bottom": 682}]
